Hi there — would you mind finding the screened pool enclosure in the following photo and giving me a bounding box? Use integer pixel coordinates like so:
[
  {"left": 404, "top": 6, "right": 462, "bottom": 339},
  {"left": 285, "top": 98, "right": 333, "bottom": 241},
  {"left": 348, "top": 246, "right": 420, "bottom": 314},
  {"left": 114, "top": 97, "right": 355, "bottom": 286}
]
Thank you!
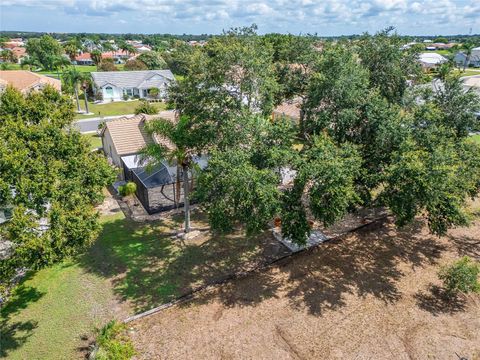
[{"left": 121, "top": 154, "right": 208, "bottom": 214}]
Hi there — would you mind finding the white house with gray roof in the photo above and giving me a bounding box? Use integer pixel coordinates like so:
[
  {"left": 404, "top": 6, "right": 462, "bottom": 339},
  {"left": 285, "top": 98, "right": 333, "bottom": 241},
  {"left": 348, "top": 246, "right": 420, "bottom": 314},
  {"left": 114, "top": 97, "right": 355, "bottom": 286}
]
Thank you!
[{"left": 91, "top": 70, "right": 175, "bottom": 101}]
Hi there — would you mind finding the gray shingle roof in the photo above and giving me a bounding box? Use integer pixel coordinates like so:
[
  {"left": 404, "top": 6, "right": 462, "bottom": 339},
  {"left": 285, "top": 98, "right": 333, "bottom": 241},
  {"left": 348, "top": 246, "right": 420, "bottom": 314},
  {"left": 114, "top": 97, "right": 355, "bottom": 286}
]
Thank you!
[{"left": 91, "top": 70, "right": 175, "bottom": 88}]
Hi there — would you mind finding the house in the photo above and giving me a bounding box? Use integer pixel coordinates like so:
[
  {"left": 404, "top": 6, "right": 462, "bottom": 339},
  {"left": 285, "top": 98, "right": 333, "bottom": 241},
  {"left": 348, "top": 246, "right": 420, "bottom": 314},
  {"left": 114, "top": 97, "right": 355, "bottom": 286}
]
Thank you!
[
  {"left": 74, "top": 52, "right": 93, "bottom": 65},
  {"left": 0, "top": 70, "right": 61, "bottom": 93},
  {"left": 11, "top": 47, "right": 27, "bottom": 63},
  {"left": 272, "top": 97, "right": 303, "bottom": 123},
  {"left": 418, "top": 52, "right": 447, "bottom": 70},
  {"left": 100, "top": 111, "right": 208, "bottom": 213},
  {"left": 454, "top": 47, "right": 480, "bottom": 68},
  {"left": 91, "top": 70, "right": 175, "bottom": 101}
]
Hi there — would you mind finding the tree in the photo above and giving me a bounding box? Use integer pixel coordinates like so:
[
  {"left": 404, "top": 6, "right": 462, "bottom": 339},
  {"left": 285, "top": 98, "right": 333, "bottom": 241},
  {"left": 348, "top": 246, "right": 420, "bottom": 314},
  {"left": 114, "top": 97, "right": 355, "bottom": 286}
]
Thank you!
[
  {"left": 63, "top": 38, "right": 82, "bottom": 63},
  {"left": 137, "top": 52, "right": 167, "bottom": 70},
  {"left": 63, "top": 68, "right": 91, "bottom": 113},
  {"left": 169, "top": 28, "right": 480, "bottom": 245},
  {"left": 91, "top": 49, "right": 103, "bottom": 67},
  {"left": 51, "top": 55, "right": 71, "bottom": 80},
  {"left": 20, "top": 56, "right": 39, "bottom": 71},
  {"left": 25, "top": 35, "right": 63, "bottom": 70},
  {"left": 97, "top": 59, "right": 118, "bottom": 72},
  {"left": 134, "top": 100, "right": 158, "bottom": 115},
  {"left": 357, "top": 28, "right": 421, "bottom": 103},
  {"left": 462, "top": 42, "right": 476, "bottom": 71},
  {"left": 0, "top": 86, "right": 116, "bottom": 292},
  {"left": 124, "top": 59, "right": 148, "bottom": 71},
  {"left": 1, "top": 50, "right": 17, "bottom": 64},
  {"left": 140, "top": 115, "right": 198, "bottom": 233}
]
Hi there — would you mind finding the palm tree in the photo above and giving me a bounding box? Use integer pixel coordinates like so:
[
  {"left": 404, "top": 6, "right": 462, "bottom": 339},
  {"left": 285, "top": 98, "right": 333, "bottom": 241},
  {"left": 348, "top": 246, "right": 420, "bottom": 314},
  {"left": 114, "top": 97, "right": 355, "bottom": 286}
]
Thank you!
[
  {"left": 462, "top": 42, "right": 475, "bottom": 71},
  {"left": 52, "top": 55, "right": 71, "bottom": 80},
  {"left": 63, "top": 68, "right": 90, "bottom": 113},
  {"left": 140, "top": 115, "right": 197, "bottom": 234},
  {"left": 90, "top": 49, "right": 102, "bottom": 68},
  {"left": 63, "top": 39, "right": 81, "bottom": 64}
]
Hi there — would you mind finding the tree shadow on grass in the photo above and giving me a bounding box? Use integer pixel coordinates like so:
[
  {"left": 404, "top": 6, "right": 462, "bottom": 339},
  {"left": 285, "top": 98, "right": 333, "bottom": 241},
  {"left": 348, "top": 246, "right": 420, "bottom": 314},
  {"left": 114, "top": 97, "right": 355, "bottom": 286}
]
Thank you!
[
  {"left": 80, "top": 213, "right": 288, "bottom": 313},
  {"left": 0, "top": 273, "right": 44, "bottom": 358},
  {"left": 188, "top": 218, "right": 448, "bottom": 316}
]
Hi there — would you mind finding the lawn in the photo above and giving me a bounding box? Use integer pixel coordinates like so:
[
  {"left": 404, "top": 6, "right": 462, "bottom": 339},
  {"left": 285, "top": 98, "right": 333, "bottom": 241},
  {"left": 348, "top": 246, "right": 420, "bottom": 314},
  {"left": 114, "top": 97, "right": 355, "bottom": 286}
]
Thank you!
[
  {"left": 453, "top": 68, "right": 480, "bottom": 77},
  {"left": 75, "top": 100, "right": 167, "bottom": 119},
  {"left": 83, "top": 133, "right": 102, "bottom": 149},
  {"left": 0, "top": 208, "right": 281, "bottom": 359},
  {"left": 471, "top": 134, "right": 480, "bottom": 144}
]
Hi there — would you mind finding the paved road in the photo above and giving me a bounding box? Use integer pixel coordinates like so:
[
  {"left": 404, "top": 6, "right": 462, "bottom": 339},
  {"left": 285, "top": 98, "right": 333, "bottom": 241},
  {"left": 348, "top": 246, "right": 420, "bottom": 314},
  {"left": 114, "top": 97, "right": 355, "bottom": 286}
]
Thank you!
[{"left": 74, "top": 114, "right": 134, "bottom": 133}]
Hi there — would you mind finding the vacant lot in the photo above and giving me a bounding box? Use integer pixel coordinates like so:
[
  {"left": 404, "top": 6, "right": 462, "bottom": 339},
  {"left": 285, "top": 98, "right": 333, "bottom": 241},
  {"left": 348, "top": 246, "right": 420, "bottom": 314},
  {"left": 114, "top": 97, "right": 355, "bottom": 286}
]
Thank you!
[
  {"left": 130, "top": 216, "right": 480, "bottom": 359},
  {"left": 0, "top": 209, "right": 285, "bottom": 359}
]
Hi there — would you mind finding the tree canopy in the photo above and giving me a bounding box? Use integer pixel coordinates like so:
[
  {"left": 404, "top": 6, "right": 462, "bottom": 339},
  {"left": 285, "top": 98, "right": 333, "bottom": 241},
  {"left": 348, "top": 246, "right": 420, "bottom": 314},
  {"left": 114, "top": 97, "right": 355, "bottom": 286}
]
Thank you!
[
  {"left": 25, "top": 35, "right": 64, "bottom": 71},
  {"left": 165, "top": 27, "right": 480, "bottom": 245},
  {"left": 0, "top": 86, "right": 116, "bottom": 292}
]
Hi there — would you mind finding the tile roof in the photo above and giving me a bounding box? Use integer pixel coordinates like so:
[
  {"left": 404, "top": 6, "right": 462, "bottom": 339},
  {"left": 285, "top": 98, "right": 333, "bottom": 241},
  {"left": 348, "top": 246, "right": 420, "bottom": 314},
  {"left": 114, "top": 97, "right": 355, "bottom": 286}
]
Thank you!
[
  {"left": 273, "top": 97, "right": 303, "bottom": 121},
  {"left": 0, "top": 70, "right": 61, "bottom": 93},
  {"left": 91, "top": 70, "right": 175, "bottom": 89},
  {"left": 103, "top": 110, "right": 178, "bottom": 156}
]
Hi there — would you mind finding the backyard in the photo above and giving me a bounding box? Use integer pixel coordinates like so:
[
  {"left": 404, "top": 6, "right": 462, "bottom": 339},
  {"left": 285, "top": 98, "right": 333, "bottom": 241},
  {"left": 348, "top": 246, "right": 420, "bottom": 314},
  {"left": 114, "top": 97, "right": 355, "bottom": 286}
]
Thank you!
[
  {"left": 130, "top": 214, "right": 480, "bottom": 359},
  {"left": 0, "top": 208, "right": 286, "bottom": 359}
]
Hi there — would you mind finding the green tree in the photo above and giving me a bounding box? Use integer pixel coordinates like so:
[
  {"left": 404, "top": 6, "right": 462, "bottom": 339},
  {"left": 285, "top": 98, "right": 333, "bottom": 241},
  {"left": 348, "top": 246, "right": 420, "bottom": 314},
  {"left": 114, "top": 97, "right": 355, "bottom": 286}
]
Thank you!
[
  {"left": 0, "top": 86, "right": 116, "bottom": 292},
  {"left": 134, "top": 100, "right": 158, "bottom": 115},
  {"left": 461, "top": 42, "right": 476, "bottom": 71},
  {"left": 91, "top": 49, "right": 103, "bottom": 67},
  {"left": 63, "top": 68, "right": 91, "bottom": 113},
  {"left": 25, "top": 35, "right": 63, "bottom": 70},
  {"left": 97, "top": 59, "right": 118, "bottom": 72},
  {"left": 124, "top": 59, "right": 148, "bottom": 71},
  {"left": 63, "top": 38, "right": 82, "bottom": 63},
  {"left": 137, "top": 52, "right": 167, "bottom": 70},
  {"left": 140, "top": 115, "right": 199, "bottom": 233}
]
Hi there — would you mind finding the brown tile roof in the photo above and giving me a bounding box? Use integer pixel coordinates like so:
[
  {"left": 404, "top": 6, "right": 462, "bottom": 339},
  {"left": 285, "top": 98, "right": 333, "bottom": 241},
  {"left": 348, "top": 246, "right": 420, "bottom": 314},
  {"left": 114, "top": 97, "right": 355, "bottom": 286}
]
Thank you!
[
  {"left": 11, "top": 47, "right": 26, "bottom": 58},
  {"left": 103, "top": 110, "right": 178, "bottom": 156},
  {"left": 0, "top": 70, "right": 61, "bottom": 93},
  {"left": 273, "top": 98, "right": 303, "bottom": 121}
]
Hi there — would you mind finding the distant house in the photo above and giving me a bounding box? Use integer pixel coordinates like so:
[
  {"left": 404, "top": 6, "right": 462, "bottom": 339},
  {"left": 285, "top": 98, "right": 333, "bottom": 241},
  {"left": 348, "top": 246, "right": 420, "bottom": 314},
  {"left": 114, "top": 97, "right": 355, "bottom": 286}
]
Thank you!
[
  {"left": 418, "top": 53, "right": 447, "bottom": 70},
  {"left": 100, "top": 111, "right": 207, "bottom": 214},
  {"left": 454, "top": 47, "right": 480, "bottom": 68},
  {"left": 0, "top": 70, "right": 61, "bottom": 93},
  {"left": 272, "top": 97, "right": 303, "bottom": 123},
  {"left": 462, "top": 75, "right": 480, "bottom": 95},
  {"left": 91, "top": 70, "right": 175, "bottom": 101},
  {"left": 75, "top": 52, "right": 93, "bottom": 65}
]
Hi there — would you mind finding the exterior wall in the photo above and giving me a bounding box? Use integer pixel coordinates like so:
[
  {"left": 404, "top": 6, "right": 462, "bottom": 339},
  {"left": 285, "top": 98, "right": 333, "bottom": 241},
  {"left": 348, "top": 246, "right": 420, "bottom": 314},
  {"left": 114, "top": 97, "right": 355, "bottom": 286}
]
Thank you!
[
  {"left": 102, "top": 85, "right": 123, "bottom": 101},
  {"left": 101, "top": 128, "right": 122, "bottom": 168}
]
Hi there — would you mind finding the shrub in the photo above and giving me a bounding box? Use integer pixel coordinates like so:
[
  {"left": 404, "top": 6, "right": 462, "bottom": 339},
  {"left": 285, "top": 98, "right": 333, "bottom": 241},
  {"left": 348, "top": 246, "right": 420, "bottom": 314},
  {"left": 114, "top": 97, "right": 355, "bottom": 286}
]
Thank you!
[
  {"left": 118, "top": 182, "right": 137, "bottom": 197},
  {"left": 94, "top": 320, "right": 135, "bottom": 360},
  {"left": 95, "top": 91, "right": 103, "bottom": 101},
  {"left": 124, "top": 59, "right": 148, "bottom": 71},
  {"left": 134, "top": 100, "right": 158, "bottom": 115},
  {"left": 438, "top": 256, "right": 480, "bottom": 296},
  {"left": 98, "top": 59, "right": 118, "bottom": 72},
  {"left": 122, "top": 93, "right": 129, "bottom": 101},
  {"left": 148, "top": 87, "right": 159, "bottom": 99}
]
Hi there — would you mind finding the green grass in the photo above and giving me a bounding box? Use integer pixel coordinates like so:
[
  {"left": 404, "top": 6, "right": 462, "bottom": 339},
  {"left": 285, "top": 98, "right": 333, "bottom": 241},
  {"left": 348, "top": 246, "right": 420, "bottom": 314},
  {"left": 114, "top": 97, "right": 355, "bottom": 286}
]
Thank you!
[
  {"left": 453, "top": 69, "right": 480, "bottom": 77},
  {"left": 471, "top": 134, "right": 480, "bottom": 144},
  {"left": 75, "top": 100, "right": 167, "bottom": 119},
  {"left": 84, "top": 133, "right": 102, "bottom": 149},
  {"left": 1, "top": 210, "right": 271, "bottom": 359}
]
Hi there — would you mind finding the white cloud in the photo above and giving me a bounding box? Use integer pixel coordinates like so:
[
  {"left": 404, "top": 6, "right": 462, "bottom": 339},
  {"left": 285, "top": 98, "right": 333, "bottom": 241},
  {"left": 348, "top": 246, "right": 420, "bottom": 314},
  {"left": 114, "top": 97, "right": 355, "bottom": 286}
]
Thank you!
[{"left": 2, "top": 0, "right": 479, "bottom": 34}]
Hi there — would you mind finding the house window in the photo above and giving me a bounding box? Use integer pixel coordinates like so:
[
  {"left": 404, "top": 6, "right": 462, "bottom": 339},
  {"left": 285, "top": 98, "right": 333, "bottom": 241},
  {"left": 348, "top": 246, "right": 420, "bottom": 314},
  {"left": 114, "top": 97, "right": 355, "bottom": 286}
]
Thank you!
[
  {"left": 126, "top": 88, "right": 133, "bottom": 96},
  {"left": 105, "top": 86, "right": 114, "bottom": 97}
]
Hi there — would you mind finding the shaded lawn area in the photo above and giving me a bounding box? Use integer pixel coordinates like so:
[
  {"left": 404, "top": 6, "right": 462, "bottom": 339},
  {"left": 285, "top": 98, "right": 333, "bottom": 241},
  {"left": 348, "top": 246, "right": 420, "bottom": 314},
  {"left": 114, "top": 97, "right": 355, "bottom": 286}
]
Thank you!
[
  {"left": 1, "top": 210, "right": 284, "bottom": 359},
  {"left": 453, "top": 68, "right": 480, "bottom": 77},
  {"left": 83, "top": 133, "right": 102, "bottom": 149},
  {"left": 75, "top": 100, "right": 166, "bottom": 119},
  {"left": 471, "top": 134, "right": 480, "bottom": 144}
]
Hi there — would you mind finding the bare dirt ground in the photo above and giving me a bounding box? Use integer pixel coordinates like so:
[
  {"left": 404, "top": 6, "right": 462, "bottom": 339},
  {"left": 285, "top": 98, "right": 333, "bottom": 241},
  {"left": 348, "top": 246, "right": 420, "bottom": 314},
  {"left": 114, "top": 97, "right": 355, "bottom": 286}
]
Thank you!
[{"left": 130, "top": 216, "right": 480, "bottom": 360}]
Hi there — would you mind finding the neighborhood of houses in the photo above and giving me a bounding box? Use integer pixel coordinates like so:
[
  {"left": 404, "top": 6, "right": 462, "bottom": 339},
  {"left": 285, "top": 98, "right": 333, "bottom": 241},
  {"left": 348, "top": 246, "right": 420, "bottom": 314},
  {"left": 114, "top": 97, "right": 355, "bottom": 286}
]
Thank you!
[{"left": 0, "top": 35, "right": 479, "bottom": 217}]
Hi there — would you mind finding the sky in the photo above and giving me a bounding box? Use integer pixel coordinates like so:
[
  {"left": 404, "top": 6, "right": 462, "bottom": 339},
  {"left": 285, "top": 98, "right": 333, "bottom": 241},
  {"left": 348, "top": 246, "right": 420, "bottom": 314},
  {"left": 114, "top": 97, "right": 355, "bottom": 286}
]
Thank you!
[{"left": 0, "top": 0, "right": 479, "bottom": 36}]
